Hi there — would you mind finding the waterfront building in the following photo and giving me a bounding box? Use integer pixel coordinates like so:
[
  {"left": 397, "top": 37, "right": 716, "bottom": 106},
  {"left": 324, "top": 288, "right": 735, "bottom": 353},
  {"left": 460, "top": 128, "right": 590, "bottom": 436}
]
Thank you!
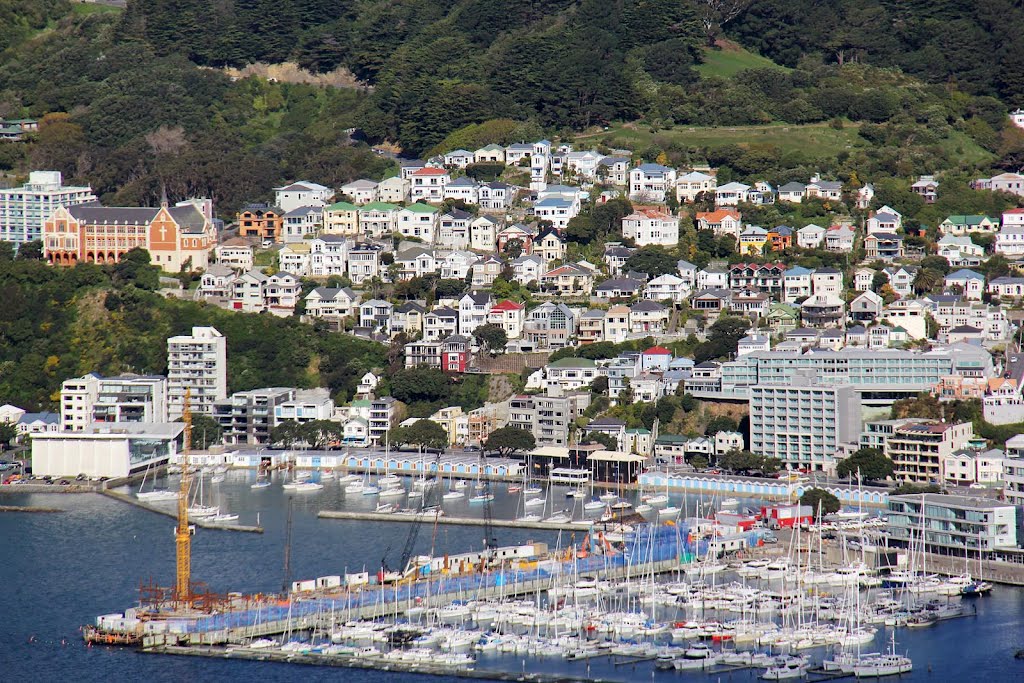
[
  {"left": 213, "top": 388, "right": 295, "bottom": 445},
  {"left": 885, "top": 420, "right": 974, "bottom": 484},
  {"left": 274, "top": 388, "right": 334, "bottom": 425},
  {"left": 749, "top": 372, "right": 861, "bottom": 474},
  {"left": 0, "top": 171, "right": 95, "bottom": 247},
  {"left": 167, "top": 326, "right": 227, "bottom": 419},
  {"left": 31, "top": 422, "right": 183, "bottom": 479},
  {"left": 1003, "top": 434, "right": 1024, "bottom": 507},
  {"left": 60, "top": 373, "right": 168, "bottom": 431},
  {"left": 859, "top": 418, "right": 919, "bottom": 452},
  {"left": 368, "top": 397, "right": 399, "bottom": 444},
  {"left": 887, "top": 493, "right": 1017, "bottom": 558}
]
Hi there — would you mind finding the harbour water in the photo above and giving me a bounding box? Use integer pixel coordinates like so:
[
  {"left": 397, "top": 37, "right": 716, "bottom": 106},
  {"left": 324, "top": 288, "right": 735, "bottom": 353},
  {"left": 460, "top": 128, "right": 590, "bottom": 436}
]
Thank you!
[{"left": 4, "top": 470, "right": 1024, "bottom": 682}]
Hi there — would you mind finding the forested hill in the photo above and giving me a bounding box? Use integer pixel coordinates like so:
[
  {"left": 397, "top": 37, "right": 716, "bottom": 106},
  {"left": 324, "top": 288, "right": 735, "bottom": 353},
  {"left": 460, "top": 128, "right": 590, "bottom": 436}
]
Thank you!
[{"left": 3, "top": 1, "right": 1024, "bottom": 211}]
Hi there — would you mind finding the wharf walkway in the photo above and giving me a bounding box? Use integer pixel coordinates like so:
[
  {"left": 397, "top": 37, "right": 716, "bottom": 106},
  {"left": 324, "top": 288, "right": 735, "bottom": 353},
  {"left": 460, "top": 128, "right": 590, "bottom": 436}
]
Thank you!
[
  {"left": 98, "top": 490, "right": 264, "bottom": 534},
  {"left": 144, "top": 644, "right": 604, "bottom": 682},
  {"left": 318, "top": 509, "right": 594, "bottom": 532}
]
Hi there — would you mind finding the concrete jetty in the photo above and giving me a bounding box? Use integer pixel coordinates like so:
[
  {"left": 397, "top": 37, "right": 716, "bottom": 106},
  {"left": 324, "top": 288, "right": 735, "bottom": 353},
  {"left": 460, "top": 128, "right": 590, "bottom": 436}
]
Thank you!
[
  {"left": 318, "top": 509, "right": 594, "bottom": 532},
  {"left": 0, "top": 504, "right": 63, "bottom": 512},
  {"left": 98, "top": 489, "right": 263, "bottom": 533}
]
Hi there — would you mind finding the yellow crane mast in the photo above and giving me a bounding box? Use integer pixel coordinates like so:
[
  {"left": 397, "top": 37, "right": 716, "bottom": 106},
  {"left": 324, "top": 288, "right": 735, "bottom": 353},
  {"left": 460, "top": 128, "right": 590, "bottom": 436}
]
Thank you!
[{"left": 175, "top": 389, "right": 193, "bottom": 607}]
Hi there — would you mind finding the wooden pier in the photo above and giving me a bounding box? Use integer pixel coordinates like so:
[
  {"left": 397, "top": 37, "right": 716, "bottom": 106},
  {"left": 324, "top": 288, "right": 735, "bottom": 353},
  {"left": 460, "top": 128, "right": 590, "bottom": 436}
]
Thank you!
[
  {"left": 98, "top": 490, "right": 264, "bottom": 533},
  {"left": 318, "top": 509, "right": 594, "bottom": 532}
]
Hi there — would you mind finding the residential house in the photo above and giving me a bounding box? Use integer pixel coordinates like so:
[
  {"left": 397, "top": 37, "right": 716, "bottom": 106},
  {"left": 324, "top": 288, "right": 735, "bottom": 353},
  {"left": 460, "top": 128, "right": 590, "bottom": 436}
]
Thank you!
[
  {"left": 215, "top": 241, "right": 254, "bottom": 271},
  {"left": 423, "top": 306, "right": 459, "bottom": 340},
  {"left": 739, "top": 225, "right": 769, "bottom": 254},
  {"left": 729, "top": 262, "right": 785, "bottom": 294},
  {"left": 533, "top": 197, "right": 577, "bottom": 229},
  {"left": 911, "top": 175, "right": 939, "bottom": 203},
  {"left": 523, "top": 302, "right": 576, "bottom": 349},
  {"left": 281, "top": 206, "right": 322, "bottom": 242},
  {"left": 305, "top": 234, "right": 347, "bottom": 276},
  {"left": 974, "top": 172, "right": 1024, "bottom": 196},
  {"left": 467, "top": 214, "right": 499, "bottom": 252},
  {"left": 541, "top": 262, "right": 593, "bottom": 294},
  {"left": 396, "top": 203, "right": 439, "bottom": 242},
  {"left": 801, "top": 294, "right": 845, "bottom": 328},
  {"left": 691, "top": 288, "right": 732, "bottom": 322},
  {"left": 346, "top": 243, "right": 382, "bottom": 284},
  {"left": 198, "top": 264, "right": 234, "bottom": 299},
  {"left": 359, "top": 299, "right": 393, "bottom": 336},
  {"left": 996, "top": 224, "right": 1024, "bottom": 258},
  {"left": 883, "top": 265, "right": 918, "bottom": 298},
  {"left": 782, "top": 266, "right": 812, "bottom": 303},
  {"left": 305, "top": 286, "right": 360, "bottom": 321},
  {"left": 597, "top": 156, "right": 630, "bottom": 185},
  {"left": 938, "top": 234, "right": 984, "bottom": 267},
  {"left": 940, "top": 215, "right": 998, "bottom": 235},
  {"left": 357, "top": 201, "right": 399, "bottom": 238},
  {"left": 603, "top": 244, "right": 634, "bottom": 276},
  {"left": 715, "top": 182, "right": 751, "bottom": 206},
  {"left": 440, "top": 250, "right": 476, "bottom": 280},
  {"left": 437, "top": 209, "right": 472, "bottom": 249},
  {"left": 804, "top": 176, "right": 843, "bottom": 201},
  {"left": 1002, "top": 207, "right": 1024, "bottom": 228},
  {"left": 765, "top": 302, "right": 799, "bottom": 332},
  {"left": 864, "top": 232, "right": 904, "bottom": 261},
  {"left": 340, "top": 179, "right": 378, "bottom": 204},
  {"left": 697, "top": 265, "right": 729, "bottom": 289},
  {"left": 375, "top": 176, "right": 408, "bottom": 203},
  {"left": 578, "top": 309, "right": 606, "bottom": 344},
  {"left": 811, "top": 267, "right": 843, "bottom": 296},
  {"left": 488, "top": 300, "right": 525, "bottom": 339},
  {"left": 277, "top": 242, "right": 311, "bottom": 275},
  {"left": 629, "top": 163, "right": 677, "bottom": 202},
  {"left": 676, "top": 171, "right": 717, "bottom": 202},
  {"left": 768, "top": 225, "right": 793, "bottom": 250},
  {"left": 503, "top": 143, "right": 533, "bottom": 166},
  {"left": 850, "top": 290, "right": 883, "bottom": 323},
  {"left": 394, "top": 246, "right": 437, "bottom": 280},
  {"left": 854, "top": 267, "right": 875, "bottom": 292},
  {"left": 238, "top": 203, "right": 283, "bottom": 242},
  {"left": 511, "top": 254, "right": 544, "bottom": 285},
  {"left": 274, "top": 180, "right": 332, "bottom": 213},
  {"left": 323, "top": 201, "right": 360, "bottom": 236},
  {"left": 393, "top": 301, "right": 425, "bottom": 337},
  {"left": 595, "top": 277, "right": 645, "bottom": 301},
  {"left": 797, "top": 223, "right": 826, "bottom": 249},
  {"left": 777, "top": 182, "right": 805, "bottom": 203},
  {"left": 630, "top": 300, "right": 668, "bottom": 334},
  {"left": 737, "top": 334, "right": 770, "bottom": 357},
  {"left": 856, "top": 183, "right": 875, "bottom": 209},
  {"left": 696, "top": 209, "right": 742, "bottom": 240},
  {"left": 677, "top": 259, "right": 698, "bottom": 289},
  {"left": 945, "top": 268, "right": 986, "bottom": 300},
  {"left": 458, "top": 291, "right": 493, "bottom": 336},
  {"left": 478, "top": 181, "right": 515, "bottom": 211},
  {"left": 442, "top": 176, "right": 480, "bottom": 205},
  {"left": 603, "top": 305, "right": 631, "bottom": 343},
  {"left": 825, "top": 225, "right": 856, "bottom": 252},
  {"left": 398, "top": 159, "right": 427, "bottom": 180},
  {"left": 409, "top": 167, "right": 450, "bottom": 203},
  {"left": 533, "top": 227, "right": 566, "bottom": 264},
  {"left": 730, "top": 288, "right": 771, "bottom": 319},
  {"left": 645, "top": 273, "right": 688, "bottom": 303},
  {"left": 473, "top": 144, "right": 506, "bottom": 164},
  {"left": 622, "top": 208, "right": 679, "bottom": 247},
  {"left": 496, "top": 222, "right": 535, "bottom": 254},
  {"left": 546, "top": 358, "right": 600, "bottom": 394},
  {"left": 443, "top": 149, "right": 474, "bottom": 168},
  {"left": 471, "top": 254, "right": 505, "bottom": 287}
]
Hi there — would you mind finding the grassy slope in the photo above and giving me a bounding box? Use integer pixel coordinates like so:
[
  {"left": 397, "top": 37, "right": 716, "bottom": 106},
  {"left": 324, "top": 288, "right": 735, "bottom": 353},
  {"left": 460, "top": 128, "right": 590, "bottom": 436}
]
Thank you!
[
  {"left": 71, "top": 3, "right": 123, "bottom": 16},
  {"left": 695, "top": 44, "right": 789, "bottom": 79},
  {"left": 592, "top": 121, "right": 865, "bottom": 157}
]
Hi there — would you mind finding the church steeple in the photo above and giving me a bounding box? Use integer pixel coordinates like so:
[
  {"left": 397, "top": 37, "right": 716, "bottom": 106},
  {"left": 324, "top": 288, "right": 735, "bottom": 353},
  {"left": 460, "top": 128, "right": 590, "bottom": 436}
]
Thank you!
[{"left": 160, "top": 183, "right": 169, "bottom": 208}]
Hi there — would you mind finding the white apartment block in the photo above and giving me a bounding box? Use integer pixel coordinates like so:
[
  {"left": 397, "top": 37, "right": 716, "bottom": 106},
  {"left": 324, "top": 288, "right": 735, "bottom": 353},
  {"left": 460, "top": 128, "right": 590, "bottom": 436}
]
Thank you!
[
  {"left": 0, "top": 171, "right": 95, "bottom": 246},
  {"left": 167, "top": 326, "right": 228, "bottom": 419}
]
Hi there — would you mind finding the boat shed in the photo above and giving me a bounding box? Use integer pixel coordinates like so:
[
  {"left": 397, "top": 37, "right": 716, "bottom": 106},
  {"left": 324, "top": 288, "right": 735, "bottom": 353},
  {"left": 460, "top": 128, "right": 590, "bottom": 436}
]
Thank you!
[
  {"left": 588, "top": 450, "right": 647, "bottom": 483},
  {"left": 31, "top": 422, "right": 183, "bottom": 478}
]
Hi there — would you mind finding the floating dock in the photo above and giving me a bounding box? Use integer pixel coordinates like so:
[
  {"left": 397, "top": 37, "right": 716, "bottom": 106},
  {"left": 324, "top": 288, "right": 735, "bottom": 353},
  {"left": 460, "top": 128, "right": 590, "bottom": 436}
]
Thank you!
[
  {"left": 98, "top": 490, "right": 263, "bottom": 533},
  {"left": 318, "top": 509, "right": 594, "bottom": 532}
]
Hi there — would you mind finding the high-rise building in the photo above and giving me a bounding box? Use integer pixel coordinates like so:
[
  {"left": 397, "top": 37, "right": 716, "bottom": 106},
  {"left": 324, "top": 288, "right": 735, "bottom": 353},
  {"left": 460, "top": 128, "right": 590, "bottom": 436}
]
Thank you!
[
  {"left": 0, "top": 171, "right": 95, "bottom": 247},
  {"left": 213, "top": 388, "right": 295, "bottom": 445},
  {"left": 167, "top": 326, "right": 227, "bottom": 419},
  {"left": 749, "top": 370, "right": 861, "bottom": 473},
  {"left": 885, "top": 420, "right": 974, "bottom": 484}
]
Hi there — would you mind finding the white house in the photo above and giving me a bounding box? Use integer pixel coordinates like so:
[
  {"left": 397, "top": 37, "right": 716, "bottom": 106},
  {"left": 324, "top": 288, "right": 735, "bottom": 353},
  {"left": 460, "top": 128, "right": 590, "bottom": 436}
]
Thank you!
[
  {"left": 797, "top": 223, "right": 826, "bottom": 249},
  {"left": 996, "top": 225, "right": 1024, "bottom": 258},
  {"left": 340, "top": 179, "right": 378, "bottom": 205},
  {"left": 479, "top": 181, "right": 515, "bottom": 211},
  {"left": 621, "top": 208, "right": 679, "bottom": 247},
  {"left": 409, "top": 167, "right": 451, "bottom": 203},
  {"left": 945, "top": 269, "right": 986, "bottom": 300},
  {"left": 645, "top": 273, "right": 688, "bottom": 303},
  {"left": 397, "top": 203, "right": 439, "bottom": 242},
  {"left": 274, "top": 180, "right": 333, "bottom": 213},
  {"left": 458, "top": 291, "right": 493, "bottom": 336},
  {"left": 442, "top": 176, "right": 480, "bottom": 205},
  {"left": 443, "top": 149, "right": 474, "bottom": 168},
  {"left": 629, "top": 163, "right": 677, "bottom": 202},
  {"left": 676, "top": 171, "right": 716, "bottom": 202},
  {"left": 715, "top": 182, "right": 751, "bottom": 206}
]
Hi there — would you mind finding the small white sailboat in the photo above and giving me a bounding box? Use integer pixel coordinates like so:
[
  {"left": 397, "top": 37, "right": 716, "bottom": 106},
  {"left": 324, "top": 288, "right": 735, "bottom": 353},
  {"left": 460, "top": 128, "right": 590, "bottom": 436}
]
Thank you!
[
  {"left": 135, "top": 464, "right": 178, "bottom": 502},
  {"left": 210, "top": 513, "right": 239, "bottom": 523},
  {"left": 583, "top": 499, "right": 605, "bottom": 513},
  {"left": 344, "top": 480, "right": 365, "bottom": 494},
  {"left": 659, "top": 505, "right": 681, "bottom": 519},
  {"left": 187, "top": 473, "right": 219, "bottom": 518},
  {"left": 523, "top": 496, "right": 545, "bottom": 507},
  {"left": 292, "top": 481, "right": 323, "bottom": 492},
  {"left": 376, "top": 503, "right": 398, "bottom": 514},
  {"left": 469, "top": 492, "right": 495, "bottom": 504},
  {"left": 361, "top": 484, "right": 380, "bottom": 495},
  {"left": 644, "top": 494, "right": 669, "bottom": 507},
  {"left": 599, "top": 491, "right": 618, "bottom": 504},
  {"left": 379, "top": 486, "right": 405, "bottom": 499},
  {"left": 443, "top": 490, "right": 464, "bottom": 501}
]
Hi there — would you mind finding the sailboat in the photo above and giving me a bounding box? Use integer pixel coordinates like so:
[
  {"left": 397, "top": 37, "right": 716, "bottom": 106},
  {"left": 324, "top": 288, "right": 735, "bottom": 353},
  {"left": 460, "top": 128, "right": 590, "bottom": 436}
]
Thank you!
[
  {"left": 187, "top": 474, "right": 219, "bottom": 519},
  {"left": 851, "top": 632, "right": 912, "bottom": 677},
  {"left": 135, "top": 464, "right": 178, "bottom": 502},
  {"left": 251, "top": 475, "right": 271, "bottom": 490}
]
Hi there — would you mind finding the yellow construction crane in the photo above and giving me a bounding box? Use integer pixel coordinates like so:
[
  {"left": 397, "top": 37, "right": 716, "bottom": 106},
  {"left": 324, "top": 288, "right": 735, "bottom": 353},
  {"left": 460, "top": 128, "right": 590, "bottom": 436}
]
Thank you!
[{"left": 175, "top": 389, "right": 193, "bottom": 607}]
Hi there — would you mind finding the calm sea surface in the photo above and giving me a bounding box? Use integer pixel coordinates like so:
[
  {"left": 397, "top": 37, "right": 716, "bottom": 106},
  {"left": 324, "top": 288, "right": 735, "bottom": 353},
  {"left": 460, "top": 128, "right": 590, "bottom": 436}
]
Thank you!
[{"left": 2, "top": 471, "right": 1024, "bottom": 682}]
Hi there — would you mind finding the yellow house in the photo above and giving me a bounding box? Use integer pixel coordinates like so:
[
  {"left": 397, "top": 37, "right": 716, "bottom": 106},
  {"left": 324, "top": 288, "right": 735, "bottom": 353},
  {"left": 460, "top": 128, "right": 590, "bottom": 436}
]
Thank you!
[
  {"left": 739, "top": 225, "right": 768, "bottom": 255},
  {"left": 323, "top": 201, "right": 360, "bottom": 236},
  {"left": 429, "top": 406, "right": 466, "bottom": 446}
]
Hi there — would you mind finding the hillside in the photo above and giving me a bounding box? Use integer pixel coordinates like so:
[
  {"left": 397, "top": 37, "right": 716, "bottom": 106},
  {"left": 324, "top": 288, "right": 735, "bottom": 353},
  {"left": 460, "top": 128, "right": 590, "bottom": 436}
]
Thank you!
[{"left": 0, "top": 1, "right": 1022, "bottom": 215}]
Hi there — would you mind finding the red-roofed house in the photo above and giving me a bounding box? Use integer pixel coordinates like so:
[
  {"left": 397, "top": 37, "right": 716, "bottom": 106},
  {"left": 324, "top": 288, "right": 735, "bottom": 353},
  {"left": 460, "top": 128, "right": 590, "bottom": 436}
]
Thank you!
[
  {"left": 1003, "top": 208, "right": 1024, "bottom": 228},
  {"left": 410, "top": 167, "right": 451, "bottom": 203},
  {"left": 696, "top": 209, "right": 742, "bottom": 240},
  {"left": 641, "top": 346, "right": 672, "bottom": 372},
  {"left": 487, "top": 300, "right": 526, "bottom": 338}
]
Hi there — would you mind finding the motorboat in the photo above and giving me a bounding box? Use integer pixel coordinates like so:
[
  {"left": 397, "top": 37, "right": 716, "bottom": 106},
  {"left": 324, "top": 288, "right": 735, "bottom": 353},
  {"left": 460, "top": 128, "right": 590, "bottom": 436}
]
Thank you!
[
  {"left": 659, "top": 505, "right": 681, "bottom": 518},
  {"left": 291, "top": 481, "right": 323, "bottom": 492},
  {"left": 962, "top": 580, "right": 993, "bottom": 596},
  {"left": 683, "top": 643, "right": 713, "bottom": 659},
  {"left": 720, "top": 497, "right": 740, "bottom": 510},
  {"left": 523, "top": 497, "right": 545, "bottom": 507},
  {"left": 469, "top": 492, "right": 495, "bottom": 504},
  {"left": 453, "top": 479, "right": 469, "bottom": 490},
  {"left": 906, "top": 613, "right": 937, "bottom": 628},
  {"left": 853, "top": 653, "right": 913, "bottom": 677},
  {"left": 761, "top": 656, "right": 808, "bottom": 680}
]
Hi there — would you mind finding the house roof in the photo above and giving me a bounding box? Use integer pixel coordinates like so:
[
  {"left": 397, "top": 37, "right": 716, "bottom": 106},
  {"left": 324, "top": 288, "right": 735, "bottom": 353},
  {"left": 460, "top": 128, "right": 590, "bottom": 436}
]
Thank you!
[
  {"left": 778, "top": 182, "right": 806, "bottom": 192},
  {"left": 548, "top": 357, "right": 597, "bottom": 369},
  {"left": 342, "top": 179, "right": 378, "bottom": 190},
  {"left": 946, "top": 269, "right": 984, "bottom": 281},
  {"left": 402, "top": 202, "right": 439, "bottom": 214},
  {"left": 360, "top": 201, "right": 399, "bottom": 211},
  {"left": 596, "top": 278, "right": 644, "bottom": 292},
  {"left": 643, "top": 346, "right": 672, "bottom": 355},
  {"left": 943, "top": 214, "right": 993, "bottom": 225},
  {"left": 491, "top": 300, "right": 524, "bottom": 311},
  {"left": 327, "top": 200, "right": 359, "bottom": 211},
  {"left": 696, "top": 209, "right": 740, "bottom": 222}
]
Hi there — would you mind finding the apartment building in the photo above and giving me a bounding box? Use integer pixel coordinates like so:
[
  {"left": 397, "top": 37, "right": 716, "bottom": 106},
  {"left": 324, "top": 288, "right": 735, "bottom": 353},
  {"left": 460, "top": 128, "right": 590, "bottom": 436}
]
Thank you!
[
  {"left": 887, "top": 494, "right": 1017, "bottom": 558},
  {"left": 885, "top": 420, "right": 974, "bottom": 484},
  {"left": 60, "top": 373, "right": 168, "bottom": 431},
  {"left": 749, "top": 374, "right": 861, "bottom": 473},
  {"left": 507, "top": 394, "right": 583, "bottom": 448},
  {"left": 167, "top": 326, "right": 228, "bottom": 419},
  {"left": 213, "top": 388, "right": 295, "bottom": 445},
  {"left": 0, "top": 171, "right": 95, "bottom": 247},
  {"left": 369, "top": 397, "right": 399, "bottom": 444}
]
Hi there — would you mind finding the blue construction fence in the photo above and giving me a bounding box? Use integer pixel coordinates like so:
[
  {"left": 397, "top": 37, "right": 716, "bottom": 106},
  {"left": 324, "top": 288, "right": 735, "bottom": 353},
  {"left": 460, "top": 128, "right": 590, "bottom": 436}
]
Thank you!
[{"left": 187, "top": 524, "right": 704, "bottom": 634}]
